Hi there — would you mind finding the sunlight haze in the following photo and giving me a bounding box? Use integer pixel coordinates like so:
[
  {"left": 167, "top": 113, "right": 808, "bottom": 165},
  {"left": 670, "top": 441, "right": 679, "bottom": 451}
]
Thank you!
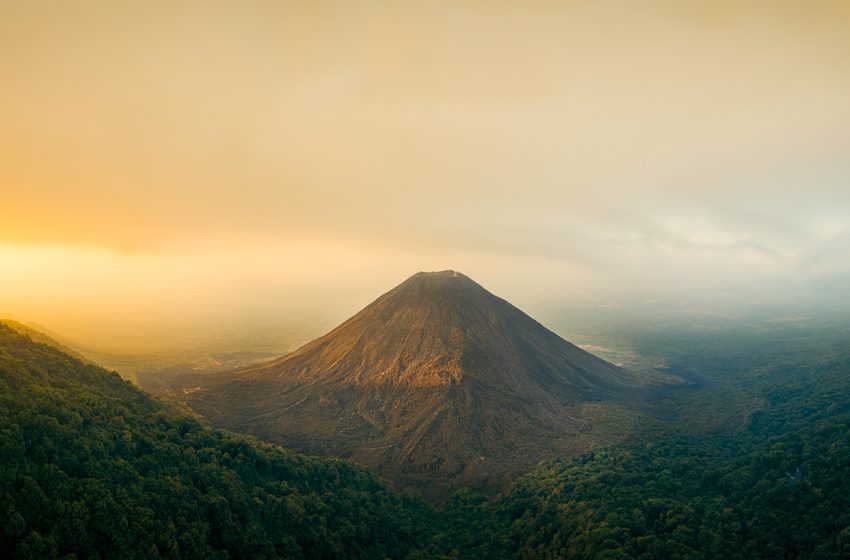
[{"left": 3, "top": 0, "right": 850, "bottom": 350}]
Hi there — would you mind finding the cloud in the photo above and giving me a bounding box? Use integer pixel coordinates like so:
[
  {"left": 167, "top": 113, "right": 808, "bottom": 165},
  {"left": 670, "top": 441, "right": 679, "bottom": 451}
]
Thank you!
[{"left": 2, "top": 0, "right": 850, "bottom": 324}]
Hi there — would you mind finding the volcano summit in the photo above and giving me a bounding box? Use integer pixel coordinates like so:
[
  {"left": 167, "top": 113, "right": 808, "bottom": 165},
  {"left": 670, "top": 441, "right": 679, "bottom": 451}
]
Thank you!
[{"left": 186, "top": 271, "right": 638, "bottom": 499}]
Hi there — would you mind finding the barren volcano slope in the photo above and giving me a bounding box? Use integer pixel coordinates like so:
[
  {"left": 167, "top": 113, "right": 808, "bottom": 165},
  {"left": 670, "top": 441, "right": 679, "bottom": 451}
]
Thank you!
[{"left": 188, "top": 271, "right": 639, "bottom": 499}]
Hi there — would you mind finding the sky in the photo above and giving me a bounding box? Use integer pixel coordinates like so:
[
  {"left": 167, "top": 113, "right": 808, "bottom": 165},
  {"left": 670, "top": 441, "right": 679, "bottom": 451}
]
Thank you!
[{"left": 2, "top": 0, "right": 850, "bottom": 350}]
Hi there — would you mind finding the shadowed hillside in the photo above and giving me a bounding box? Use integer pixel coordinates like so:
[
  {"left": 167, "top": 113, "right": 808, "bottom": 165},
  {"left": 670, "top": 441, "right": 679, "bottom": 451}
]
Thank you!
[{"left": 0, "top": 324, "right": 429, "bottom": 559}]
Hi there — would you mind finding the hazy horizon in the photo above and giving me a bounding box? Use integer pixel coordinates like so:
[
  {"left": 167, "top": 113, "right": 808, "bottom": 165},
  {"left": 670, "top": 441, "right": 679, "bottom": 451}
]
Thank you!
[{"left": 3, "top": 1, "right": 850, "bottom": 351}]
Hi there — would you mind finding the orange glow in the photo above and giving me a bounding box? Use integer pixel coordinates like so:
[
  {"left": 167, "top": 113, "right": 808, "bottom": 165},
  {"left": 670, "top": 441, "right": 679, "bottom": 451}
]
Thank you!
[{"left": 2, "top": 1, "right": 850, "bottom": 350}]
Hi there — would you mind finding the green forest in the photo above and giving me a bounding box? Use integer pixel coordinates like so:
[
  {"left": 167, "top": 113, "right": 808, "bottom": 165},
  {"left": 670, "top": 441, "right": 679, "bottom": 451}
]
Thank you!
[
  {"left": 2, "top": 322, "right": 850, "bottom": 558},
  {"left": 0, "top": 324, "right": 430, "bottom": 559}
]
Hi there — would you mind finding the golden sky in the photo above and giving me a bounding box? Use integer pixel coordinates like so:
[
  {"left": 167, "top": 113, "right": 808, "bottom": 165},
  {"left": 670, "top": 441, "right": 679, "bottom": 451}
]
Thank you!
[{"left": 2, "top": 1, "right": 850, "bottom": 348}]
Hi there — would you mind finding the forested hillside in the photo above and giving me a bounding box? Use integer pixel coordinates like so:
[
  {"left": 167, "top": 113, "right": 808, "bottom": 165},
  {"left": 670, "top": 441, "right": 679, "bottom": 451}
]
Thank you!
[
  {"left": 0, "top": 324, "right": 430, "bottom": 559},
  {"left": 0, "top": 319, "right": 91, "bottom": 364}
]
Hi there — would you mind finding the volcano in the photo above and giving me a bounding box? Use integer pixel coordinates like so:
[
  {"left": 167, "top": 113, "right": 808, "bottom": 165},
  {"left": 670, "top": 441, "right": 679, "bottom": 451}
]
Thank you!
[{"left": 186, "top": 271, "right": 636, "bottom": 499}]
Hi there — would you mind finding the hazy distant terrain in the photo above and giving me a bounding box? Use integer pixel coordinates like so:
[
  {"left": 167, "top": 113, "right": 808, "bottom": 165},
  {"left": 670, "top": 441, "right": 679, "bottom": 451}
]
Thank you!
[{"left": 44, "top": 318, "right": 327, "bottom": 385}]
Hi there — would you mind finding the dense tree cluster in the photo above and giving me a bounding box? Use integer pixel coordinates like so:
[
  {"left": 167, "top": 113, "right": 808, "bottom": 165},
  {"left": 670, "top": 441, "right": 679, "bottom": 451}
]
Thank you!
[
  {"left": 485, "top": 419, "right": 850, "bottom": 559},
  {"left": 0, "top": 325, "right": 429, "bottom": 559},
  {"left": 429, "top": 327, "right": 850, "bottom": 559}
]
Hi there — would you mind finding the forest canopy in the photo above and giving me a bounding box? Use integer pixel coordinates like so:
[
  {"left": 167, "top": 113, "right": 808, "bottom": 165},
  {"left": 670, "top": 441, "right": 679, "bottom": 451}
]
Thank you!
[
  {"left": 0, "top": 324, "right": 429, "bottom": 559},
  {"left": 3, "top": 322, "right": 850, "bottom": 559}
]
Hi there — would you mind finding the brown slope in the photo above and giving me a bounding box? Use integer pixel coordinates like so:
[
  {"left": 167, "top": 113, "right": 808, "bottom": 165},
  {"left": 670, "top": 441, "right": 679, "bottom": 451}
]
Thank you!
[{"left": 187, "top": 271, "right": 637, "bottom": 500}]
